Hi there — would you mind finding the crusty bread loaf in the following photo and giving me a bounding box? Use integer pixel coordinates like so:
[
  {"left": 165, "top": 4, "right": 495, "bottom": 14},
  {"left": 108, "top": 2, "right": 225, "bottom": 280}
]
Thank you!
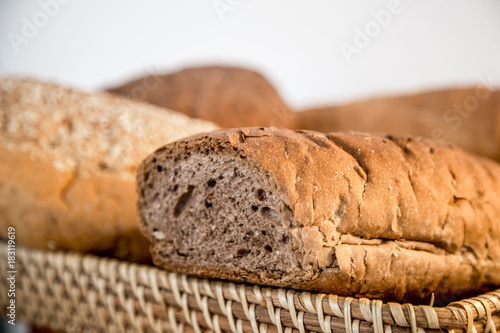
[
  {"left": 296, "top": 87, "right": 500, "bottom": 161},
  {"left": 137, "top": 127, "right": 500, "bottom": 302},
  {"left": 107, "top": 66, "right": 296, "bottom": 129},
  {"left": 0, "top": 77, "right": 218, "bottom": 262}
]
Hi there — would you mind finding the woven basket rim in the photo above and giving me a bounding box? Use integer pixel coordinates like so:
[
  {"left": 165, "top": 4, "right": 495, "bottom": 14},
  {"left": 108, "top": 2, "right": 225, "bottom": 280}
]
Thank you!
[{"left": 1, "top": 241, "right": 499, "bottom": 333}]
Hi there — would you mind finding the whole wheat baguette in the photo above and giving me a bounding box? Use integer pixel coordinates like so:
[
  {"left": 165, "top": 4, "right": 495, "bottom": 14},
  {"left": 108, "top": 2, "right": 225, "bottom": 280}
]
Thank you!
[
  {"left": 137, "top": 127, "right": 500, "bottom": 302},
  {"left": 107, "top": 66, "right": 296, "bottom": 129},
  {"left": 0, "top": 77, "right": 218, "bottom": 262},
  {"left": 296, "top": 87, "right": 500, "bottom": 162}
]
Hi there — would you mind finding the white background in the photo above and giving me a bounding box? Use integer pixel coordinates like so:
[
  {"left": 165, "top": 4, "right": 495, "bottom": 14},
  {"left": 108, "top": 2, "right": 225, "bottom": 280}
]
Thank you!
[{"left": 1, "top": 0, "right": 500, "bottom": 110}]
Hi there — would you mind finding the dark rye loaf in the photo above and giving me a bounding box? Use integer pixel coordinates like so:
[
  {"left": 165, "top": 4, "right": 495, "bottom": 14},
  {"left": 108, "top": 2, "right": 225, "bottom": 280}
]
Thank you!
[{"left": 137, "top": 127, "right": 500, "bottom": 302}]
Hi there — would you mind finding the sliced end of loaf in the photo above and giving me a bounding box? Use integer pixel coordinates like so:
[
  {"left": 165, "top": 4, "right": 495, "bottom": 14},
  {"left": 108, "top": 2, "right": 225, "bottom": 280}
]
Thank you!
[
  {"left": 136, "top": 127, "right": 500, "bottom": 302},
  {"left": 137, "top": 137, "right": 309, "bottom": 284}
]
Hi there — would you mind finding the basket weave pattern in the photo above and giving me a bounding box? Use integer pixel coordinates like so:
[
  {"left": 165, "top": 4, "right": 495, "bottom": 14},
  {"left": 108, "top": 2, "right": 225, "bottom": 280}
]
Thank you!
[{"left": 1, "top": 242, "right": 499, "bottom": 333}]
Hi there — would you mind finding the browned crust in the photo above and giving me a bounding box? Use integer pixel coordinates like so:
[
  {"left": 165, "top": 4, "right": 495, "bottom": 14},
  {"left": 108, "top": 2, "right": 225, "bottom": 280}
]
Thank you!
[
  {"left": 0, "top": 147, "right": 151, "bottom": 262},
  {"left": 0, "top": 76, "right": 218, "bottom": 262},
  {"left": 295, "top": 87, "right": 500, "bottom": 161},
  {"left": 138, "top": 127, "right": 500, "bottom": 302},
  {"left": 107, "top": 66, "right": 297, "bottom": 129}
]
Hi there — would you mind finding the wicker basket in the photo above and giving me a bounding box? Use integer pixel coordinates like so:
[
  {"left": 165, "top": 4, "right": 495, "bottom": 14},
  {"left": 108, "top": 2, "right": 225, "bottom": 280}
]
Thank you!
[{"left": 1, "top": 241, "right": 499, "bottom": 333}]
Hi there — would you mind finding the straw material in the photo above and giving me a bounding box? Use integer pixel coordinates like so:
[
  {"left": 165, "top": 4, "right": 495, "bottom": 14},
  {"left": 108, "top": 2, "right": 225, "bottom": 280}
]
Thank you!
[{"left": 1, "top": 241, "right": 499, "bottom": 333}]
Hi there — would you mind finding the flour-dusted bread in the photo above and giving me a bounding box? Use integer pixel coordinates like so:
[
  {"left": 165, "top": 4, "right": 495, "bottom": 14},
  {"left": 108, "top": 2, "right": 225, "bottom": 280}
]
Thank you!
[
  {"left": 0, "top": 77, "right": 218, "bottom": 262},
  {"left": 296, "top": 87, "right": 500, "bottom": 162},
  {"left": 107, "top": 66, "right": 296, "bottom": 129},
  {"left": 137, "top": 127, "right": 500, "bottom": 302}
]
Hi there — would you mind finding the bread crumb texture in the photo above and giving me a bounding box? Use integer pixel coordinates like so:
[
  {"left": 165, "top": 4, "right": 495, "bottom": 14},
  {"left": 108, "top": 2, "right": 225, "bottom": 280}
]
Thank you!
[{"left": 138, "top": 127, "right": 500, "bottom": 302}]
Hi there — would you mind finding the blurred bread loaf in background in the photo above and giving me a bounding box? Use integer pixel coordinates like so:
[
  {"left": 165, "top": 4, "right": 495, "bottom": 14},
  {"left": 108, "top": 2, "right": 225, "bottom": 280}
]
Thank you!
[
  {"left": 108, "top": 65, "right": 500, "bottom": 162},
  {"left": 107, "top": 66, "right": 296, "bottom": 129},
  {"left": 0, "top": 77, "right": 218, "bottom": 262},
  {"left": 296, "top": 86, "right": 500, "bottom": 161}
]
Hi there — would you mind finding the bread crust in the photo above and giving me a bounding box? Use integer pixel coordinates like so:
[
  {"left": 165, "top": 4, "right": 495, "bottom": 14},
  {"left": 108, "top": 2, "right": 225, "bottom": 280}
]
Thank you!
[
  {"left": 296, "top": 87, "right": 500, "bottom": 162},
  {"left": 0, "top": 77, "right": 218, "bottom": 261},
  {"left": 0, "top": 147, "right": 150, "bottom": 260},
  {"left": 107, "top": 66, "right": 296, "bottom": 129},
  {"left": 138, "top": 127, "right": 500, "bottom": 302}
]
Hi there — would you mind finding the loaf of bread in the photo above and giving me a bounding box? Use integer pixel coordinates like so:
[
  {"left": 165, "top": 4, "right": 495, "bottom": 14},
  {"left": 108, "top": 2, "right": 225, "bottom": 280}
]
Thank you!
[
  {"left": 107, "top": 66, "right": 296, "bottom": 129},
  {"left": 296, "top": 87, "right": 500, "bottom": 162},
  {"left": 0, "top": 77, "right": 218, "bottom": 262},
  {"left": 137, "top": 127, "right": 500, "bottom": 302}
]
